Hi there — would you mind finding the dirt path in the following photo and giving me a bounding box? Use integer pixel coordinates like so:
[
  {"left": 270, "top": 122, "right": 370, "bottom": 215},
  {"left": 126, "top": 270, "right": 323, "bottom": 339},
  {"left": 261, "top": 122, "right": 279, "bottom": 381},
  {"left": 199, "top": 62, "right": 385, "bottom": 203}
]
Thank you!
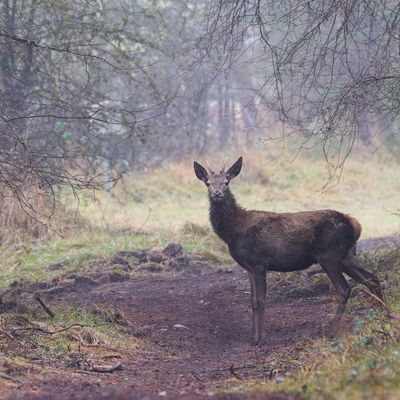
[
  {"left": 4, "top": 236, "right": 398, "bottom": 400},
  {"left": 4, "top": 266, "right": 333, "bottom": 400}
]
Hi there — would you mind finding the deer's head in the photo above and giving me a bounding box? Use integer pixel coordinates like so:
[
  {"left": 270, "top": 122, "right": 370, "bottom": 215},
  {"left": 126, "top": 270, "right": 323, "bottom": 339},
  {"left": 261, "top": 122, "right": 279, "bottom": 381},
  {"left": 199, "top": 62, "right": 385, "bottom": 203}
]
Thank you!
[{"left": 193, "top": 157, "right": 242, "bottom": 202}]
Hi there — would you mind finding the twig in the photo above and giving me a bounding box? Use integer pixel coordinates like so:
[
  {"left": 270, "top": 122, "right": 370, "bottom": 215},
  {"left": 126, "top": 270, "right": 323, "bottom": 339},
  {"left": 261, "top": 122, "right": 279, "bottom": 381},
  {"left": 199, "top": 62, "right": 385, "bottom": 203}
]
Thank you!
[
  {"left": 136, "top": 204, "right": 152, "bottom": 233},
  {"left": 0, "top": 326, "right": 15, "bottom": 340},
  {"left": 190, "top": 371, "right": 206, "bottom": 382},
  {"left": 34, "top": 294, "right": 55, "bottom": 319},
  {"left": 0, "top": 372, "right": 22, "bottom": 384},
  {"left": 200, "top": 365, "right": 253, "bottom": 374},
  {"left": 361, "top": 287, "right": 386, "bottom": 307},
  {"left": 373, "top": 329, "right": 394, "bottom": 339},
  {"left": 361, "top": 287, "right": 394, "bottom": 318},
  {"left": 12, "top": 323, "right": 86, "bottom": 335},
  {"left": 229, "top": 364, "right": 243, "bottom": 380}
]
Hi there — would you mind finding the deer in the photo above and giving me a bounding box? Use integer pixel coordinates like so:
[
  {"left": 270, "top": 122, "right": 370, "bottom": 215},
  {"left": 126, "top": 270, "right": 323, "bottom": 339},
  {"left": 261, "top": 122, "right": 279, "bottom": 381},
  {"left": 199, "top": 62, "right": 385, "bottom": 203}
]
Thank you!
[{"left": 193, "top": 156, "right": 383, "bottom": 346}]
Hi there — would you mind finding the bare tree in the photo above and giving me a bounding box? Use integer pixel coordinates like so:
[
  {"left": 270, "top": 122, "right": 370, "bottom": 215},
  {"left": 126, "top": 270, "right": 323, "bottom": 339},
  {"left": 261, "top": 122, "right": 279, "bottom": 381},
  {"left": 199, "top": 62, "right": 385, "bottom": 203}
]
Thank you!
[
  {"left": 0, "top": 0, "right": 214, "bottom": 220},
  {"left": 203, "top": 0, "right": 400, "bottom": 175}
]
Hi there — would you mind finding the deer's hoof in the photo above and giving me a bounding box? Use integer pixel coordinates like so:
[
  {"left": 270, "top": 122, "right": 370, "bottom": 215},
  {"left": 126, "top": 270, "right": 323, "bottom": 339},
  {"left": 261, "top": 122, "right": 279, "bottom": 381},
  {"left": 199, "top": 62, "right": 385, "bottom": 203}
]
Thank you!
[
  {"left": 256, "top": 339, "right": 267, "bottom": 349},
  {"left": 251, "top": 337, "right": 267, "bottom": 348},
  {"left": 327, "top": 324, "right": 339, "bottom": 339}
]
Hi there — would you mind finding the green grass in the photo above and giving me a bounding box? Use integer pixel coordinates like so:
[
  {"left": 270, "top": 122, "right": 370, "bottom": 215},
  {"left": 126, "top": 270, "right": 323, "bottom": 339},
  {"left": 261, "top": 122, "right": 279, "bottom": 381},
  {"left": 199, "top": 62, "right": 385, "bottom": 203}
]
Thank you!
[
  {"left": 46, "top": 305, "right": 139, "bottom": 352},
  {"left": 0, "top": 230, "right": 149, "bottom": 288}
]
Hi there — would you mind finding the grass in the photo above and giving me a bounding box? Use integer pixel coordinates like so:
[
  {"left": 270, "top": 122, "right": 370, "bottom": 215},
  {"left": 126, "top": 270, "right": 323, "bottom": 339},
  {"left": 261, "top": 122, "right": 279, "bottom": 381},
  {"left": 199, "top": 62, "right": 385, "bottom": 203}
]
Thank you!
[
  {"left": 0, "top": 148, "right": 398, "bottom": 396},
  {"left": 224, "top": 247, "right": 400, "bottom": 400},
  {"left": 78, "top": 149, "right": 400, "bottom": 238},
  {"left": 0, "top": 149, "right": 399, "bottom": 286},
  {"left": 0, "top": 302, "right": 139, "bottom": 384},
  {"left": 0, "top": 229, "right": 151, "bottom": 288}
]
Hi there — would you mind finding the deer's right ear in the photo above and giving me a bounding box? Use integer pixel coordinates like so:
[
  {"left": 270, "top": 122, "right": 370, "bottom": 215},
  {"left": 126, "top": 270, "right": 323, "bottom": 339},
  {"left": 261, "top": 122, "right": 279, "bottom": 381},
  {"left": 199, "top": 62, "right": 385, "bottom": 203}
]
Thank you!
[{"left": 194, "top": 161, "right": 209, "bottom": 182}]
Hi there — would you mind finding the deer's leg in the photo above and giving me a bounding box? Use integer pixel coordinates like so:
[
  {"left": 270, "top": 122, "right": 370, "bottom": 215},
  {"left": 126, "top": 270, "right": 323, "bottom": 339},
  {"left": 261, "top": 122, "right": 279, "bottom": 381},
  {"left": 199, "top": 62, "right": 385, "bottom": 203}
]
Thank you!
[
  {"left": 342, "top": 260, "right": 383, "bottom": 305},
  {"left": 254, "top": 267, "right": 267, "bottom": 346},
  {"left": 247, "top": 270, "right": 259, "bottom": 345},
  {"left": 247, "top": 267, "right": 267, "bottom": 346},
  {"left": 319, "top": 261, "right": 351, "bottom": 337}
]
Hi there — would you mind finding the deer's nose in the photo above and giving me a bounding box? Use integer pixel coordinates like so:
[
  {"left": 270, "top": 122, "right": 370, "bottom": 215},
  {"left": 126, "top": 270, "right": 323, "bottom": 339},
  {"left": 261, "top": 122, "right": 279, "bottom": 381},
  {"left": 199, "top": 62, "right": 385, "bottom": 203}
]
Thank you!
[{"left": 212, "top": 190, "right": 223, "bottom": 198}]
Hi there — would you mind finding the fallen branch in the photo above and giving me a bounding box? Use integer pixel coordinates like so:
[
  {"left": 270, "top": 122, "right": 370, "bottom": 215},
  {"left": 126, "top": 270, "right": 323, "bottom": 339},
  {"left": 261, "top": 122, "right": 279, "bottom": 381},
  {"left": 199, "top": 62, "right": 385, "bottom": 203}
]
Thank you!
[
  {"left": 100, "top": 354, "right": 122, "bottom": 360},
  {"left": 88, "top": 362, "right": 123, "bottom": 373},
  {"left": 66, "top": 357, "right": 123, "bottom": 374},
  {"left": 34, "top": 294, "right": 55, "bottom": 319}
]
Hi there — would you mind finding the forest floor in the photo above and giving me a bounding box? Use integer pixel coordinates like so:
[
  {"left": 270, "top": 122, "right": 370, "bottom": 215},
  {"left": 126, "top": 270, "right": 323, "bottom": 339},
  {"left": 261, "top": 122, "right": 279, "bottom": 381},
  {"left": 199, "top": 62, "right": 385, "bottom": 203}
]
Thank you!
[{"left": 1, "top": 237, "right": 399, "bottom": 400}]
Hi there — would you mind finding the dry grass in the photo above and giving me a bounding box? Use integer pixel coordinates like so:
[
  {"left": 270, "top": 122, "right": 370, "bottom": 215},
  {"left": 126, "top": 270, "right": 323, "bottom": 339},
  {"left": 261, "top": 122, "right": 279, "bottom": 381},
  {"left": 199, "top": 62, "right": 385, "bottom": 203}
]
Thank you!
[
  {"left": 0, "top": 147, "right": 398, "bottom": 288},
  {"left": 0, "top": 145, "right": 398, "bottom": 399},
  {"left": 0, "top": 191, "right": 85, "bottom": 246},
  {"left": 77, "top": 148, "right": 400, "bottom": 239},
  {"left": 227, "top": 247, "right": 400, "bottom": 400}
]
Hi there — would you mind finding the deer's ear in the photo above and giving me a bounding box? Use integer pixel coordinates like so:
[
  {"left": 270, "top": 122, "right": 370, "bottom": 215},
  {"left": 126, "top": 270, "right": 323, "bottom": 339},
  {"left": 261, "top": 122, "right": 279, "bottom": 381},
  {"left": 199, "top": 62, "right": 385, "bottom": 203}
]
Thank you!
[
  {"left": 194, "top": 161, "right": 209, "bottom": 182},
  {"left": 226, "top": 157, "right": 242, "bottom": 181}
]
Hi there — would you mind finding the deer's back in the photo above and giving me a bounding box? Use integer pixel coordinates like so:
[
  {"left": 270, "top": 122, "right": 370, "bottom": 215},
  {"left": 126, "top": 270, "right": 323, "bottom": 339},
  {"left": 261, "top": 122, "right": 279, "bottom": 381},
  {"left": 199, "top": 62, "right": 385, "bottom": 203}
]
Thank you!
[{"left": 230, "top": 209, "right": 358, "bottom": 272}]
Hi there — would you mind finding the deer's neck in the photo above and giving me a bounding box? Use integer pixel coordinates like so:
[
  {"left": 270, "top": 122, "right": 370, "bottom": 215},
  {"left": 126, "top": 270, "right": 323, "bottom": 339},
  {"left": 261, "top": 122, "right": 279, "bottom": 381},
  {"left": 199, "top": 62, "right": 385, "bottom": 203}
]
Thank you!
[{"left": 209, "top": 190, "right": 241, "bottom": 244}]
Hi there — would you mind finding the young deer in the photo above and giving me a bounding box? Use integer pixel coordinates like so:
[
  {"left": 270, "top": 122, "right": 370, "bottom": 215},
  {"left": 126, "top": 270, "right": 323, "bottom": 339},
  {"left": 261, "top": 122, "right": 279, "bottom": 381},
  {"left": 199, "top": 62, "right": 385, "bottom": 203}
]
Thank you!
[{"left": 194, "top": 156, "right": 383, "bottom": 346}]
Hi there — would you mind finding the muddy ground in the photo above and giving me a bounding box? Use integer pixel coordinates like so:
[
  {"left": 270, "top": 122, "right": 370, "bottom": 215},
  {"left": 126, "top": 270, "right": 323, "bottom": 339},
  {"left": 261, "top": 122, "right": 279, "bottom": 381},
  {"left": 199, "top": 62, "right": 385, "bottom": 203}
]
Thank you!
[{"left": 1, "top": 237, "right": 399, "bottom": 400}]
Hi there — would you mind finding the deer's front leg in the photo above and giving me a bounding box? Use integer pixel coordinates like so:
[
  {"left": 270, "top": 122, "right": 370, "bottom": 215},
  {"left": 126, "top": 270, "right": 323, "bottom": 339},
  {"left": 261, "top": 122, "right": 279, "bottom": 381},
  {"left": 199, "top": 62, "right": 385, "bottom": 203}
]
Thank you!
[
  {"left": 248, "top": 267, "right": 267, "bottom": 346},
  {"left": 254, "top": 267, "right": 267, "bottom": 346},
  {"left": 248, "top": 271, "right": 259, "bottom": 345}
]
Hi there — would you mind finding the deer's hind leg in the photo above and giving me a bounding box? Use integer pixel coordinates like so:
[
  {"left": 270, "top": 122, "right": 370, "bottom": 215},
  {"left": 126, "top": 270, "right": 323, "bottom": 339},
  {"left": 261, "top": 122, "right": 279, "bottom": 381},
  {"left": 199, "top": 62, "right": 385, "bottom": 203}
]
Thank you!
[
  {"left": 342, "top": 254, "right": 383, "bottom": 305},
  {"left": 317, "top": 256, "right": 352, "bottom": 337}
]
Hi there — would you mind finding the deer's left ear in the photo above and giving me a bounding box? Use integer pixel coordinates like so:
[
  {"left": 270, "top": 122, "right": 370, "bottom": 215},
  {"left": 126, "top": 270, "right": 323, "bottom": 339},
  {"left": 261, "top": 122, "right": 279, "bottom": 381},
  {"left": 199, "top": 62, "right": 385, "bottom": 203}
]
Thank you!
[
  {"left": 194, "top": 161, "right": 209, "bottom": 182},
  {"left": 226, "top": 157, "right": 242, "bottom": 181}
]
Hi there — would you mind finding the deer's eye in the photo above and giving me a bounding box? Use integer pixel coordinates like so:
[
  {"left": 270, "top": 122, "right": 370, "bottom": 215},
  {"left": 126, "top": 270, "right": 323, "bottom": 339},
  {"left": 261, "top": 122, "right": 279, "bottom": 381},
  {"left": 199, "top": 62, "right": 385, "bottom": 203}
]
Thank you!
[
  {"left": 205, "top": 181, "right": 210, "bottom": 187},
  {"left": 224, "top": 180, "right": 229, "bottom": 185}
]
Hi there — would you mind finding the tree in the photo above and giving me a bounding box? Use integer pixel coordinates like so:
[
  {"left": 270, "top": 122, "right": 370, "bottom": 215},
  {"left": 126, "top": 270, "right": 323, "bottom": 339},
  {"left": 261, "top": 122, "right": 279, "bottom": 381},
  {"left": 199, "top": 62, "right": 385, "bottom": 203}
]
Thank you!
[
  {"left": 0, "top": 0, "right": 212, "bottom": 219},
  {"left": 203, "top": 0, "right": 400, "bottom": 174}
]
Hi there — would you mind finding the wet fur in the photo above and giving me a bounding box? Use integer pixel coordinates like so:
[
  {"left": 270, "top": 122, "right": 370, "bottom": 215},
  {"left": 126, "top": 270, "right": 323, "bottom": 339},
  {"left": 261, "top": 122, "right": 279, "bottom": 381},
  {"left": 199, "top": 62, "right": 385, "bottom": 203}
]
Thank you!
[
  {"left": 195, "top": 157, "right": 384, "bottom": 345},
  {"left": 210, "top": 189, "right": 358, "bottom": 272}
]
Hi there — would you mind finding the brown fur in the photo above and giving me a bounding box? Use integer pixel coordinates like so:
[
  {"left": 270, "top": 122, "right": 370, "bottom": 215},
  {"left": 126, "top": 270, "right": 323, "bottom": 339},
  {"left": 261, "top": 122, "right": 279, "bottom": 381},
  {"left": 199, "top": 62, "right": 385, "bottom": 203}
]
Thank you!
[
  {"left": 194, "top": 157, "right": 383, "bottom": 345},
  {"left": 346, "top": 214, "right": 362, "bottom": 241}
]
